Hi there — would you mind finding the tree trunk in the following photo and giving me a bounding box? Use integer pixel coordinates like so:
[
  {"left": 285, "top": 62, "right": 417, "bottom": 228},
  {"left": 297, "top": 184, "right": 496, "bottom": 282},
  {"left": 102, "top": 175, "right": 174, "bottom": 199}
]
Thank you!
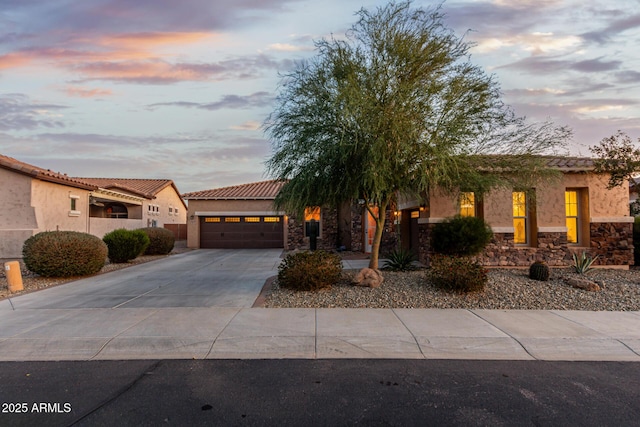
[{"left": 368, "top": 202, "right": 387, "bottom": 270}]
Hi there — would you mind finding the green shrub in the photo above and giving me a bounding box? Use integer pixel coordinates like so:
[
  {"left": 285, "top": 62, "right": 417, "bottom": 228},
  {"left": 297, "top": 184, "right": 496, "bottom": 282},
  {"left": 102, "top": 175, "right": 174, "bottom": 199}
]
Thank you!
[
  {"left": 430, "top": 215, "right": 493, "bottom": 256},
  {"left": 103, "top": 228, "right": 150, "bottom": 263},
  {"left": 428, "top": 255, "right": 487, "bottom": 293},
  {"left": 383, "top": 247, "right": 417, "bottom": 271},
  {"left": 22, "top": 231, "right": 107, "bottom": 277},
  {"left": 140, "top": 227, "right": 175, "bottom": 255},
  {"left": 278, "top": 250, "right": 343, "bottom": 291},
  {"left": 529, "top": 261, "right": 550, "bottom": 281},
  {"left": 634, "top": 217, "right": 640, "bottom": 266}
]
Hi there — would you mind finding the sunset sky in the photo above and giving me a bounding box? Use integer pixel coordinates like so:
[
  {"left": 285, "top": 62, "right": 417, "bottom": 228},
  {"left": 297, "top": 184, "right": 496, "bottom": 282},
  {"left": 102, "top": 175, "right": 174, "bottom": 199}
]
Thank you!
[{"left": 1, "top": 0, "right": 639, "bottom": 193}]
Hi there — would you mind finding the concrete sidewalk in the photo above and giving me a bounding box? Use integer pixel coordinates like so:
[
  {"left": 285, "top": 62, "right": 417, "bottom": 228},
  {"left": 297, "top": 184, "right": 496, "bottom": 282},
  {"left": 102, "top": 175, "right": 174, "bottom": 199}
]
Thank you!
[
  {"left": 0, "top": 251, "right": 639, "bottom": 362},
  {"left": 0, "top": 305, "right": 638, "bottom": 361}
]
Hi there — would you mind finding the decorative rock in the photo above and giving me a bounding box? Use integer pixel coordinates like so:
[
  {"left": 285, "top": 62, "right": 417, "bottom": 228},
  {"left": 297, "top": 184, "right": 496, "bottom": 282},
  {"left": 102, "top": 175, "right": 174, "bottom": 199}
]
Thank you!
[
  {"left": 566, "top": 277, "right": 601, "bottom": 292},
  {"left": 352, "top": 268, "right": 384, "bottom": 288}
]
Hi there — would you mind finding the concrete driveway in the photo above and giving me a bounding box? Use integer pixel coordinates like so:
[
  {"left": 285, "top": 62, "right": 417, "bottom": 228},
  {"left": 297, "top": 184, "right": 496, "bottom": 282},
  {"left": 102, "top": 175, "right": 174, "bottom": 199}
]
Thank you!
[
  {"left": 1, "top": 249, "right": 639, "bottom": 361},
  {"left": 6, "top": 249, "right": 282, "bottom": 310}
]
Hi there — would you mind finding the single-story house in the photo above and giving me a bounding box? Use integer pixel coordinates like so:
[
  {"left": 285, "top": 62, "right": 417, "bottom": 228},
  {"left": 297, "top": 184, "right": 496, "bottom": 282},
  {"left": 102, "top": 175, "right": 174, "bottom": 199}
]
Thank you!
[
  {"left": 183, "top": 156, "right": 634, "bottom": 267},
  {"left": 0, "top": 154, "right": 187, "bottom": 258},
  {"left": 401, "top": 157, "right": 633, "bottom": 267},
  {"left": 182, "top": 180, "right": 396, "bottom": 252}
]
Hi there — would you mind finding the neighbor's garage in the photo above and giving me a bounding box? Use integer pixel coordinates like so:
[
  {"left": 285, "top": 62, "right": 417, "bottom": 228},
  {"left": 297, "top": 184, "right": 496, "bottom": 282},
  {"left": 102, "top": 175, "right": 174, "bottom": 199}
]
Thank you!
[{"left": 199, "top": 215, "right": 284, "bottom": 249}]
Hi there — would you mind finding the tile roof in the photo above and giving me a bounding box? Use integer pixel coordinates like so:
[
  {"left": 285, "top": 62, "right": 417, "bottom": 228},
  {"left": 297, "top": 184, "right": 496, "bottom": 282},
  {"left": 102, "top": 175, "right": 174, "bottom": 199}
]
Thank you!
[
  {"left": 74, "top": 178, "right": 174, "bottom": 199},
  {"left": 0, "top": 154, "right": 96, "bottom": 190},
  {"left": 474, "top": 155, "right": 595, "bottom": 172},
  {"left": 543, "top": 156, "right": 595, "bottom": 171},
  {"left": 0, "top": 153, "right": 185, "bottom": 205},
  {"left": 182, "top": 180, "right": 286, "bottom": 200}
]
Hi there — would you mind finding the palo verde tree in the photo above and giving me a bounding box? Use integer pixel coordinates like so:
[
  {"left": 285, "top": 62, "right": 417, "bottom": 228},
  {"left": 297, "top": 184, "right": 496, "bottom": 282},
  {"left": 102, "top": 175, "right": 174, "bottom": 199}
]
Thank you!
[
  {"left": 265, "top": 1, "right": 571, "bottom": 269},
  {"left": 590, "top": 130, "right": 640, "bottom": 188},
  {"left": 590, "top": 130, "right": 640, "bottom": 215}
]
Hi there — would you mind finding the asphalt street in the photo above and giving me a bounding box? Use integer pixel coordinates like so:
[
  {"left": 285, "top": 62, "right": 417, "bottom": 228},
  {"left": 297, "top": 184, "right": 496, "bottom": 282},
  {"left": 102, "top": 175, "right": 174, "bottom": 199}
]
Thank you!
[{"left": 0, "top": 359, "right": 639, "bottom": 426}]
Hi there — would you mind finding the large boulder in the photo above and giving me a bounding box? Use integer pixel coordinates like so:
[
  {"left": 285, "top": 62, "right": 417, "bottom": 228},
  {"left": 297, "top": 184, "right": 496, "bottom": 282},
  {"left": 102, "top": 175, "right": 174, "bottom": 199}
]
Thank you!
[{"left": 352, "top": 268, "right": 384, "bottom": 288}]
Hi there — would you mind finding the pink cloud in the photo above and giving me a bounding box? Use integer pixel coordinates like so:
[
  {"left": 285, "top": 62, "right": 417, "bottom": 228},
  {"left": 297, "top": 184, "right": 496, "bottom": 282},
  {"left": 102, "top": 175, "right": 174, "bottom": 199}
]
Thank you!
[
  {"left": 62, "top": 86, "right": 114, "bottom": 98},
  {"left": 101, "top": 31, "right": 218, "bottom": 49},
  {"left": 0, "top": 30, "right": 287, "bottom": 84},
  {"left": 0, "top": 52, "right": 33, "bottom": 69}
]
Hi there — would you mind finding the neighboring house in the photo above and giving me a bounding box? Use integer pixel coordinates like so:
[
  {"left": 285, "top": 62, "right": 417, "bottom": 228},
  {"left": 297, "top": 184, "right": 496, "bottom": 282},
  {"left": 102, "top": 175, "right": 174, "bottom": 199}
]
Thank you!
[
  {"left": 184, "top": 156, "right": 633, "bottom": 267},
  {"left": 0, "top": 154, "right": 187, "bottom": 258}
]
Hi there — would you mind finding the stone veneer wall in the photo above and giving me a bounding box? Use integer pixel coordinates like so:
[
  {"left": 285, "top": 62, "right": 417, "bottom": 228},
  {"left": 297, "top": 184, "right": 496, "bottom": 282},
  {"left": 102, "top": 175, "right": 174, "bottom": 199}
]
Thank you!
[
  {"left": 350, "top": 204, "right": 363, "bottom": 252},
  {"left": 590, "top": 222, "right": 633, "bottom": 266},
  {"left": 286, "top": 206, "right": 339, "bottom": 251},
  {"left": 418, "top": 222, "right": 633, "bottom": 267},
  {"left": 287, "top": 203, "right": 398, "bottom": 254}
]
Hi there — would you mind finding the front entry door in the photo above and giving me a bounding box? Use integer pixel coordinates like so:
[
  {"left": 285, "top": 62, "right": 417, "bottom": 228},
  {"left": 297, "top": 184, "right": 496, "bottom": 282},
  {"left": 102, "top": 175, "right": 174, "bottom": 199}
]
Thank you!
[{"left": 364, "top": 207, "right": 378, "bottom": 253}]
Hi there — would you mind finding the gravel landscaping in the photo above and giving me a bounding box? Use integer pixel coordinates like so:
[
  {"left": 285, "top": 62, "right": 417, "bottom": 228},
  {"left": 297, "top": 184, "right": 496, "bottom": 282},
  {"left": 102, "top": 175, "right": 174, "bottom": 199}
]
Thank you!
[
  {"left": 264, "top": 267, "right": 640, "bottom": 311},
  {"left": 3, "top": 246, "right": 639, "bottom": 310}
]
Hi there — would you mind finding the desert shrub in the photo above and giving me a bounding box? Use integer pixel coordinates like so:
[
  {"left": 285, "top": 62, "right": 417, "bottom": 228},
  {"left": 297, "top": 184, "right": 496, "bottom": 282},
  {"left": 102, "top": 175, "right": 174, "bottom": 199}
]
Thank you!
[
  {"left": 428, "top": 255, "right": 487, "bottom": 293},
  {"left": 22, "top": 231, "right": 107, "bottom": 277},
  {"left": 103, "top": 228, "right": 150, "bottom": 263},
  {"left": 634, "top": 217, "right": 640, "bottom": 266},
  {"left": 140, "top": 227, "right": 175, "bottom": 255},
  {"left": 529, "top": 261, "right": 550, "bottom": 281},
  {"left": 383, "top": 247, "right": 417, "bottom": 271},
  {"left": 430, "top": 215, "right": 493, "bottom": 256},
  {"left": 278, "top": 250, "right": 343, "bottom": 291},
  {"left": 572, "top": 251, "right": 599, "bottom": 275}
]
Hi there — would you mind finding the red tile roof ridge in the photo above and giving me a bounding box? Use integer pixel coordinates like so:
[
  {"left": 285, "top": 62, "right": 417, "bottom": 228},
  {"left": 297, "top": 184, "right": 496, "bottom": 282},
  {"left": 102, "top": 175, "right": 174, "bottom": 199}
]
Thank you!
[
  {"left": 0, "top": 153, "right": 96, "bottom": 190},
  {"left": 182, "top": 179, "right": 286, "bottom": 200}
]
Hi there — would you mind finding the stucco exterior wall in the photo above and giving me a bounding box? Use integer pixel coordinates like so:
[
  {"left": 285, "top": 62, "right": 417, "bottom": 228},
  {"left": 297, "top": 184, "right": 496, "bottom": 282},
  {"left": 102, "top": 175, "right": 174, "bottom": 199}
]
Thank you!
[
  {"left": 88, "top": 218, "right": 146, "bottom": 238},
  {"left": 428, "top": 189, "right": 458, "bottom": 219},
  {"left": 0, "top": 168, "right": 37, "bottom": 257},
  {"left": 143, "top": 186, "right": 187, "bottom": 227},
  {"left": 0, "top": 168, "right": 37, "bottom": 231},
  {"left": 31, "top": 180, "right": 91, "bottom": 234},
  {"left": 407, "top": 171, "right": 634, "bottom": 267},
  {"left": 0, "top": 172, "right": 92, "bottom": 258},
  {"left": 483, "top": 188, "right": 513, "bottom": 228}
]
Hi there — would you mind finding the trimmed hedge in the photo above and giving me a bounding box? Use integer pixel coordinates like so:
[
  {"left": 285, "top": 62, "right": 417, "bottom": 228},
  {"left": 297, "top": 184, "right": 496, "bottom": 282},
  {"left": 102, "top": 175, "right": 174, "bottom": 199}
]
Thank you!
[
  {"left": 428, "top": 255, "right": 487, "bottom": 293},
  {"left": 22, "top": 231, "right": 107, "bottom": 277},
  {"left": 430, "top": 215, "right": 493, "bottom": 256},
  {"left": 103, "top": 228, "right": 150, "bottom": 263},
  {"left": 278, "top": 250, "right": 343, "bottom": 291},
  {"left": 139, "top": 227, "right": 175, "bottom": 255}
]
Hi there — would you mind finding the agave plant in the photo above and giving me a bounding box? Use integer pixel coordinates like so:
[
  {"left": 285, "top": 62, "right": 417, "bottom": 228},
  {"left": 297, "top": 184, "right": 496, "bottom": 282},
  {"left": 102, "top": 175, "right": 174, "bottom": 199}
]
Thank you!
[
  {"left": 572, "top": 251, "right": 599, "bottom": 274},
  {"left": 383, "top": 247, "right": 417, "bottom": 271}
]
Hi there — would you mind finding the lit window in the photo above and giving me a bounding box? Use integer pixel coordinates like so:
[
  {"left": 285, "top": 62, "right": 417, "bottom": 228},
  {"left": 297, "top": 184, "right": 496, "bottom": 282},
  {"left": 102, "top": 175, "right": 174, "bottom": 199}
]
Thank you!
[
  {"left": 460, "top": 192, "right": 475, "bottom": 217},
  {"left": 304, "top": 207, "right": 321, "bottom": 237},
  {"left": 264, "top": 217, "right": 280, "bottom": 223},
  {"left": 244, "top": 217, "right": 260, "bottom": 222},
  {"left": 565, "top": 190, "right": 579, "bottom": 244},
  {"left": 205, "top": 217, "right": 220, "bottom": 223},
  {"left": 225, "top": 217, "right": 240, "bottom": 223},
  {"left": 513, "top": 192, "right": 527, "bottom": 244},
  {"left": 304, "top": 207, "right": 320, "bottom": 221}
]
